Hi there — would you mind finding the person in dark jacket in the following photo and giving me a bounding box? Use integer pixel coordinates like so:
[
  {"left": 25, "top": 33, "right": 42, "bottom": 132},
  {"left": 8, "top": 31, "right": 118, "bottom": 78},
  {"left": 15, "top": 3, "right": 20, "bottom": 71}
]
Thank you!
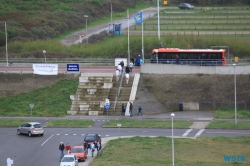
[
  {"left": 59, "top": 142, "right": 65, "bottom": 158},
  {"left": 129, "top": 102, "right": 133, "bottom": 117},
  {"left": 137, "top": 104, "right": 144, "bottom": 116},
  {"left": 120, "top": 104, "right": 126, "bottom": 116},
  {"left": 125, "top": 65, "right": 130, "bottom": 74}
]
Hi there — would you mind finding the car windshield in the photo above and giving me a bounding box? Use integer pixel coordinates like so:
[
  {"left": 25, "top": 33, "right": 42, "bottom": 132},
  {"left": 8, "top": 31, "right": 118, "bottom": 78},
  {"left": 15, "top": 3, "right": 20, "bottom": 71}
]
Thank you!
[
  {"left": 61, "top": 157, "right": 74, "bottom": 162},
  {"left": 33, "top": 124, "right": 42, "bottom": 128},
  {"left": 71, "top": 148, "right": 84, "bottom": 153},
  {"left": 85, "top": 135, "right": 95, "bottom": 140}
]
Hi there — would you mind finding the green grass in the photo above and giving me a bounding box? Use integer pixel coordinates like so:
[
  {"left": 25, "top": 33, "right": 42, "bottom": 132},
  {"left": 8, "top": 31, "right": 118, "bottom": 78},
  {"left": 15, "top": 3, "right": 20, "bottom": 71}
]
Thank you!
[
  {"left": 90, "top": 136, "right": 250, "bottom": 166},
  {"left": 0, "top": 79, "right": 79, "bottom": 117},
  {"left": 45, "top": 120, "right": 94, "bottom": 127},
  {"left": 0, "top": 119, "right": 30, "bottom": 127},
  {"left": 103, "top": 120, "right": 193, "bottom": 128},
  {"left": 206, "top": 121, "right": 250, "bottom": 129},
  {"left": 214, "top": 108, "right": 250, "bottom": 119}
]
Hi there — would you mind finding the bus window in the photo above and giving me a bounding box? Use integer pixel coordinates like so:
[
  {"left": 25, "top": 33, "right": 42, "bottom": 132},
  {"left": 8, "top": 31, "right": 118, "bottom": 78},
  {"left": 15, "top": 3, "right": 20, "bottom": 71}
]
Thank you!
[{"left": 151, "top": 53, "right": 156, "bottom": 59}]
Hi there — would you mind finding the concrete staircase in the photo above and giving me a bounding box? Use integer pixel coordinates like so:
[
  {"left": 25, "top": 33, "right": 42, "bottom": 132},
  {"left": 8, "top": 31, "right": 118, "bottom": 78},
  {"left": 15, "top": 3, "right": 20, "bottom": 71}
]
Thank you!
[
  {"left": 105, "top": 75, "right": 134, "bottom": 115},
  {"left": 67, "top": 73, "right": 113, "bottom": 115}
]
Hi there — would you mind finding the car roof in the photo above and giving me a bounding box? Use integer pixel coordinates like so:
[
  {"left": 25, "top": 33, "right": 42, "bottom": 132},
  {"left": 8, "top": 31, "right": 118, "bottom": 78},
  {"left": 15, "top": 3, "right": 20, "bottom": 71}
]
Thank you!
[
  {"left": 86, "top": 133, "right": 97, "bottom": 136},
  {"left": 72, "top": 146, "right": 84, "bottom": 148},
  {"left": 26, "top": 122, "right": 41, "bottom": 125},
  {"left": 63, "top": 154, "right": 76, "bottom": 157}
]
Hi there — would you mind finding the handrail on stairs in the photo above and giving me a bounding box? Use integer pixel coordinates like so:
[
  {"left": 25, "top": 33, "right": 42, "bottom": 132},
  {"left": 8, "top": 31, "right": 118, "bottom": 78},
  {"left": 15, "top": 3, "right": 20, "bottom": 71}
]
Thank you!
[{"left": 113, "top": 72, "right": 124, "bottom": 112}]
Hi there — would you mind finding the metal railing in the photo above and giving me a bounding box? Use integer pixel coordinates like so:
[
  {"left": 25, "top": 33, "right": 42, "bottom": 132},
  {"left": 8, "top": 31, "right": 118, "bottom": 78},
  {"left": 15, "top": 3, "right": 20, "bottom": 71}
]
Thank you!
[
  {"left": 1, "top": 58, "right": 250, "bottom": 66},
  {"left": 113, "top": 72, "right": 124, "bottom": 112}
]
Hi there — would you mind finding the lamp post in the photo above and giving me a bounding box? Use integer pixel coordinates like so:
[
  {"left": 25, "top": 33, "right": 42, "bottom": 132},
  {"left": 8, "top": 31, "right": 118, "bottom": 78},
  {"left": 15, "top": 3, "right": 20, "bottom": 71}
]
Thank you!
[
  {"left": 233, "top": 64, "right": 237, "bottom": 125},
  {"left": 110, "top": 0, "right": 112, "bottom": 25},
  {"left": 43, "top": 50, "right": 46, "bottom": 63},
  {"left": 5, "top": 22, "right": 8, "bottom": 66},
  {"left": 84, "top": 15, "right": 88, "bottom": 44},
  {"left": 171, "top": 113, "right": 175, "bottom": 166}
]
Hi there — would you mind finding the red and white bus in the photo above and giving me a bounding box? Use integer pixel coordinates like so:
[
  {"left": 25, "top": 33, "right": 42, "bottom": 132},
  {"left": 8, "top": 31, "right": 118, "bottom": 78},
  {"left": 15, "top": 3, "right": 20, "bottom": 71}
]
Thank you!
[{"left": 151, "top": 48, "right": 226, "bottom": 66}]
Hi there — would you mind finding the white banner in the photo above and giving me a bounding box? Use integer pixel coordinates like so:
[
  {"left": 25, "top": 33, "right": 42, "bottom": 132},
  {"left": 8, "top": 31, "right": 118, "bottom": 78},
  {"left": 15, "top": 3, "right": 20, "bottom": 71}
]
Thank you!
[{"left": 33, "top": 64, "right": 58, "bottom": 75}]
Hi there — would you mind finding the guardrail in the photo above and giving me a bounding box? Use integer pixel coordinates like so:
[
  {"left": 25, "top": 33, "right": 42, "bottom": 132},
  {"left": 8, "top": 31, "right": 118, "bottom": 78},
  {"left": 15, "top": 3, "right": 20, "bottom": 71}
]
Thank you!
[{"left": 0, "top": 58, "right": 250, "bottom": 66}]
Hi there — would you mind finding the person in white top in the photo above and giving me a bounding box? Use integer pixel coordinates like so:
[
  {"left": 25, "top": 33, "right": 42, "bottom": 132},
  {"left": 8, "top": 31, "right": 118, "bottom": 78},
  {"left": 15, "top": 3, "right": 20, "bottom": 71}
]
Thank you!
[
  {"left": 129, "top": 61, "right": 133, "bottom": 73},
  {"left": 125, "top": 73, "right": 129, "bottom": 84},
  {"left": 117, "top": 64, "right": 122, "bottom": 75},
  {"left": 116, "top": 69, "right": 120, "bottom": 81}
]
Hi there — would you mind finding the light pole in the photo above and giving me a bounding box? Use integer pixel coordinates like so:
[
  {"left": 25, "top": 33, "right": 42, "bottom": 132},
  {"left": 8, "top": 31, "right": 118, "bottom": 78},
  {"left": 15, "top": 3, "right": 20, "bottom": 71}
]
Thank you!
[
  {"left": 171, "top": 113, "right": 175, "bottom": 166},
  {"left": 5, "top": 22, "right": 8, "bottom": 66},
  {"left": 84, "top": 15, "right": 88, "bottom": 44},
  {"left": 233, "top": 64, "right": 237, "bottom": 124},
  {"left": 43, "top": 50, "right": 46, "bottom": 63},
  {"left": 110, "top": 0, "right": 112, "bottom": 25}
]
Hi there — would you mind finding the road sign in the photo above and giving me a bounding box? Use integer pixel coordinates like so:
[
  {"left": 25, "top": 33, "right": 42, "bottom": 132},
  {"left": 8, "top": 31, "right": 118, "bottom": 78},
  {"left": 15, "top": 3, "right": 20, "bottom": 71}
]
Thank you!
[
  {"left": 29, "top": 103, "right": 34, "bottom": 109},
  {"left": 67, "top": 64, "right": 79, "bottom": 72},
  {"left": 117, "top": 124, "right": 121, "bottom": 127},
  {"left": 105, "top": 104, "right": 110, "bottom": 110}
]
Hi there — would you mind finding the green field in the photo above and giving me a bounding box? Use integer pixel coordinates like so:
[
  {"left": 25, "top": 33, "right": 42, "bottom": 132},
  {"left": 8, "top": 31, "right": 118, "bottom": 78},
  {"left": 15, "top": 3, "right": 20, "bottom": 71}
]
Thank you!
[{"left": 90, "top": 136, "right": 250, "bottom": 166}]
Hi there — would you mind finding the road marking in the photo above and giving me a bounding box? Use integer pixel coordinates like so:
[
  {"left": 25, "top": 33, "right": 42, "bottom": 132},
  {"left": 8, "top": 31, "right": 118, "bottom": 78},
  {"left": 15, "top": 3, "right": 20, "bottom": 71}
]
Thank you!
[
  {"left": 73, "top": 134, "right": 77, "bottom": 135},
  {"left": 182, "top": 129, "right": 193, "bottom": 137},
  {"left": 143, "top": 131, "right": 147, "bottom": 132},
  {"left": 81, "top": 134, "right": 85, "bottom": 136},
  {"left": 41, "top": 134, "right": 53, "bottom": 146},
  {"left": 57, "top": 134, "right": 60, "bottom": 135},
  {"left": 106, "top": 135, "right": 109, "bottom": 137},
  {"left": 65, "top": 134, "right": 68, "bottom": 135},
  {"left": 206, "top": 132, "right": 250, "bottom": 135},
  {"left": 195, "top": 129, "right": 205, "bottom": 137}
]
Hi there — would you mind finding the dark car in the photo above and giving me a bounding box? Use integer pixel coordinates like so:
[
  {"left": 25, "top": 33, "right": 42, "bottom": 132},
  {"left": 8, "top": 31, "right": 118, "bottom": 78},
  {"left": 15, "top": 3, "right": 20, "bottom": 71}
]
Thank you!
[
  {"left": 179, "top": 3, "right": 194, "bottom": 9},
  {"left": 83, "top": 134, "right": 101, "bottom": 148}
]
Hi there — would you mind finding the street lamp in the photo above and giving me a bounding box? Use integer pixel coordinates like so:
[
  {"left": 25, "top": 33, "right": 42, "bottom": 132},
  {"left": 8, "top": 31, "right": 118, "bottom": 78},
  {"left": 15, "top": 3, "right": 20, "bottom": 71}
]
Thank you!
[
  {"left": 110, "top": 0, "right": 112, "bottom": 25},
  {"left": 84, "top": 15, "right": 88, "bottom": 44},
  {"left": 233, "top": 64, "right": 237, "bottom": 125},
  {"left": 171, "top": 113, "right": 175, "bottom": 166},
  {"left": 43, "top": 50, "right": 46, "bottom": 63}
]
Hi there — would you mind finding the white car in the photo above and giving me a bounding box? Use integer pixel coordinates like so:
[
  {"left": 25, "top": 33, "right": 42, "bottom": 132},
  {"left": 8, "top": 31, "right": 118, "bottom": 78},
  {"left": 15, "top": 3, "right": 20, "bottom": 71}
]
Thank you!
[{"left": 60, "top": 155, "right": 78, "bottom": 166}]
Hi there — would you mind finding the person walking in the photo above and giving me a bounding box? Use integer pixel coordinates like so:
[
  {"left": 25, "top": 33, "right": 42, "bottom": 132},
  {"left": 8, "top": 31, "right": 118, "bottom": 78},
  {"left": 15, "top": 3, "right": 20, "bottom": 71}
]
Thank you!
[
  {"left": 65, "top": 143, "right": 71, "bottom": 154},
  {"left": 129, "top": 60, "right": 133, "bottom": 73},
  {"left": 125, "top": 66, "right": 130, "bottom": 84},
  {"left": 129, "top": 102, "right": 133, "bottom": 117},
  {"left": 90, "top": 142, "right": 95, "bottom": 157},
  {"left": 120, "top": 61, "right": 124, "bottom": 74},
  {"left": 59, "top": 142, "right": 65, "bottom": 159},
  {"left": 83, "top": 141, "right": 88, "bottom": 155},
  {"left": 120, "top": 103, "right": 126, "bottom": 116},
  {"left": 116, "top": 68, "right": 120, "bottom": 81},
  {"left": 137, "top": 104, "right": 144, "bottom": 116},
  {"left": 96, "top": 142, "right": 102, "bottom": 156},
  {"left": 117, "top": 63, "right": 122, "bottom": 75}
]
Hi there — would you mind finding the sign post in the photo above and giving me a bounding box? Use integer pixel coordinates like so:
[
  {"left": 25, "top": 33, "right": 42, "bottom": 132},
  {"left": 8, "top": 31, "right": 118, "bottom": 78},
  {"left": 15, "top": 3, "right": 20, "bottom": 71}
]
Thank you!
[
  {"left": 29, "top": 103, "right": 34, "bottom": 117},
  {"left": 105, "top": 98, "right": 110, "bottom": 117}
]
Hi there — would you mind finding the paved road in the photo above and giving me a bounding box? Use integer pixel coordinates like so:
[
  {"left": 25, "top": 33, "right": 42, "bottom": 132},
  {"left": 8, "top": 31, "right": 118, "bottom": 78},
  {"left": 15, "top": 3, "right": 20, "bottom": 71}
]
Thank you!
[
  {"left": 1, "top": 111, "right": 250, "bottom": 166},
  {"left": 60, "top": 7, "right": 161, "bottom": 46}
]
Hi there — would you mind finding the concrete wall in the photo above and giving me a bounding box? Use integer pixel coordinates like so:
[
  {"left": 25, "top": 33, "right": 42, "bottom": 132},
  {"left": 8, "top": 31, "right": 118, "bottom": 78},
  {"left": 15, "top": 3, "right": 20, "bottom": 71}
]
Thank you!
[{"left": 141, "top": 64, "right": 250, "bottom": 75}]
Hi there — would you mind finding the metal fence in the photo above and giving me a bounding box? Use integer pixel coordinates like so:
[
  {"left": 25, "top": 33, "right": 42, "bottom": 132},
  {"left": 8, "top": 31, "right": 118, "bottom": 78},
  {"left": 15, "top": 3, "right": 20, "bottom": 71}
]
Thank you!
[{"left": 0, "top": 58, "right": 250, "bottom": 66}]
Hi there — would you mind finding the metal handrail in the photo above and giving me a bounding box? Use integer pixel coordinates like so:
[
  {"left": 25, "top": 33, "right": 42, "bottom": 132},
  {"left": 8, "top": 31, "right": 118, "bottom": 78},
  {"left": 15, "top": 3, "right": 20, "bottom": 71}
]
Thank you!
[{"left": 113, "top": 71, "right": 124, "bottom": 112}]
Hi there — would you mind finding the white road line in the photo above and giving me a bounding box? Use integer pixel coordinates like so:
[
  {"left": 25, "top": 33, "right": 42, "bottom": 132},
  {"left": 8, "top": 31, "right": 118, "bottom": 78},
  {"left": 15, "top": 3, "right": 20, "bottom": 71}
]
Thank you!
[
  {"left": 105, "top": 135, "right": 109, "bottom": 137},
  {"left": 81, "top": 134, "right": 85, "bottom": 136},
  {"left": 57, "top": 134, "right": 60, "bottom": 135},
  {"left": 182, "top": 129, "right": 193, "bottom": 137},
  {"left": 65, "top": 134, "right": 68, "bottom": 135},
  {"left": 73, "top": 134, "right": 77, "bottom": 135},
  {"left": 206, "top": 132, "right": 250, "bottom": 134},
  {"left": 41, "top": 134, "right": 54, "bottom": 146},
  {"left": 195, "top": 129, "right": 205, "bottom": 137}
]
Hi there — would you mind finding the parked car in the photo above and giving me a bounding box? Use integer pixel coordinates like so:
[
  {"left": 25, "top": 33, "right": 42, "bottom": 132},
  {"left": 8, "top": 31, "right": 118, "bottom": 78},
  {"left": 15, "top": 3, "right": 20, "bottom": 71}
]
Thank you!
[
  {"left": 83, "top": 134, "right": 101, "bottom": 148},
  {"left": 60, "top": 154, "right": 78, "bottom": 166},
  {"left": 70, "top": 146, "right": 87, "bottom": 161},
  {"left": 17, "top": 122, "right": 44, "bottom": 137},
  {"left": 179, "top": 3, "right": 194, "bottom": 9}
]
